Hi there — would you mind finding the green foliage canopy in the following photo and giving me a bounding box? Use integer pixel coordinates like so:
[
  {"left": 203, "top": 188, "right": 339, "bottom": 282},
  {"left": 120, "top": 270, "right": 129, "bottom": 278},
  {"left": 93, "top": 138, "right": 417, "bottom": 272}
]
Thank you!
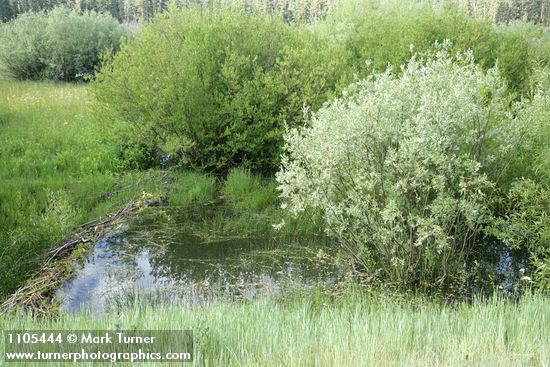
[
  {"left": 0, "top": 7, "right": 130, "bottom": 81},
  {"left": 277, "top": 46, "right": 523, "bottom": 293},
  {"left": 93, "top": 8, "right": 351, "bottom": 174}
]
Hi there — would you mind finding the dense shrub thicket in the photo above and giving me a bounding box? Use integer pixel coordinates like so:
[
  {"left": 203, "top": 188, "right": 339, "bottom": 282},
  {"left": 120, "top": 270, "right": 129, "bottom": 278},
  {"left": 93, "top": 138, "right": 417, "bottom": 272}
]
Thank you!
[
  {"left": 0, "top": 7, "right": 129, "bottom": 81},
  {"left": 323, "top": 0, "right": 544, "bottom": 96},
  {"left": 93, "top": 8, "right": 351, "bottom": 174},
  {"left": 493, "top": 180, "right": 550, "bottom": 289},
  {"left": 489, "top": 87, "right": 550, "bottom": 291},
  {"left": 94, "top": 2, "right": 550, "bottom": 176},
  {"left": 277, "top": 46, "right": 549, "bottom": 292}
]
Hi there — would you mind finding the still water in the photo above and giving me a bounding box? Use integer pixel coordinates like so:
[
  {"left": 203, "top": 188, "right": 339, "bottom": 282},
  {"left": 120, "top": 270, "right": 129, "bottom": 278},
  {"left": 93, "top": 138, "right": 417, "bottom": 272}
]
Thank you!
[{"left": 56, "top": 209, "right": 343, "bottom": 313}]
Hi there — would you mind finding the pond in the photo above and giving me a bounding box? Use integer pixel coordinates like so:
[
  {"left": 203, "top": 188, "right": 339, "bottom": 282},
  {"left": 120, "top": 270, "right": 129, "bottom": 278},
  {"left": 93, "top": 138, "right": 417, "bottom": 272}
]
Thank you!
[{"left": 56, "top": 208, "right": 344, "bottom": 314}]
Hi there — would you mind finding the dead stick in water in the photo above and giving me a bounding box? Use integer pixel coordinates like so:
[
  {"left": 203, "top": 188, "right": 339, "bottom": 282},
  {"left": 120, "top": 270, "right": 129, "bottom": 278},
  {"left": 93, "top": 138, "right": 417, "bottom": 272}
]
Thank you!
[{"left": 1, "top": 197, "right": 163, "bottom": 313}]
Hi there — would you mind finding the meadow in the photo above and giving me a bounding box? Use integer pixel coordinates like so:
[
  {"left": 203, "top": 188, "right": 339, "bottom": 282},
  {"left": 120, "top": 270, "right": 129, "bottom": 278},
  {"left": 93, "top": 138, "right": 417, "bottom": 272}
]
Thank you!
[
  {"left": 1, "top": 292, "right": 549, "bottom": 366},
  {"left": 0, "top": 0, "right": 549, "bottom": 365},
  {"left": 0, "top": 79, "right": 168, "bottom": 297},
  {"left": 1, "top": 77, "right": 548, "bottom": 366},
  {"left": 0, "top": 78, "right": 315, "bottom": 299}
]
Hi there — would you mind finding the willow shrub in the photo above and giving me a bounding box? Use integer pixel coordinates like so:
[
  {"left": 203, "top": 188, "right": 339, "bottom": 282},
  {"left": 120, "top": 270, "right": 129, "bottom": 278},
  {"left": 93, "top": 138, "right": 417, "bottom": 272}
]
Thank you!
[
  {"left": 277, "top": 45, "right": 524, "bottom": 294},
  {"left": 325, "top": 0, "right": 538, "bottom": 97},
  {"left": 0, "top": 7, "right": 129, "bottom": 81},
  {"left": 93, "top": 7, "right": 351, "bottom": 174},
  {"left": 491, "top": 87, "right": 550, "bottom": 291},
  {"left": 493, "top": 180, "right": 550, "bottom": 290}
]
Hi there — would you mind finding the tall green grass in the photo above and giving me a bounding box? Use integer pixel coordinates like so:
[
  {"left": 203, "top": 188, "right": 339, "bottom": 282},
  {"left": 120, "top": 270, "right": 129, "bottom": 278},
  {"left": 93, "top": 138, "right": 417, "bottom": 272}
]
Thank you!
[
  {"left": 222, "top": 168, "right": 278, "bottom": 211},
  {"left": 1, "top": 292, "right": 548, "bottom": 366},
  {"left": 168, "top": 171, "right": 217, "bottom": 207},
  {"left": 166, "top": 168, "right": 322, "bottom": 239},
  {"left": 0, "top": 80, "right": 166, "bottom": 297}
]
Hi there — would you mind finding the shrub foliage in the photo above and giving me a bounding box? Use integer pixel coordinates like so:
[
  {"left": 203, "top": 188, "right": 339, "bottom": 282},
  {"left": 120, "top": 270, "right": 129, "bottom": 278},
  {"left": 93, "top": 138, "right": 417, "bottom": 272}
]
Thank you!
[
  {"left": 0, "top": 7, "right": 129, "bottom": 81},
  {"left": 93, "top": 7, "right": 350, "bottom": 174},
  {"left": 327, "top": 1, "right": 539, "bottom": 96},
  {"left": 277, "top": 46, "right": 525, "bottom": 293}
]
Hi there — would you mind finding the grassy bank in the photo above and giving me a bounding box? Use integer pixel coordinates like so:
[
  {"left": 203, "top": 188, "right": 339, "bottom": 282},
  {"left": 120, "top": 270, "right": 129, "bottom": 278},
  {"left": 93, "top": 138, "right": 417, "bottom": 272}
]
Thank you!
[
  {"left": 0, "top": 79, "right": 166, "bottom": 298},
  {"left": 1, "top": 291, "right": 549, "bottom": 366},
  {"left": 0, "top": 79, "right": 318, "bottom": 299}
]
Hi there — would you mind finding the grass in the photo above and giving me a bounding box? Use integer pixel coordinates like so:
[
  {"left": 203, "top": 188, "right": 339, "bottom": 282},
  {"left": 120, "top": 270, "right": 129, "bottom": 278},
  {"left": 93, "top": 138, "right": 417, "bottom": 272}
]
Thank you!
[
  {"left": 222, "top": 168, "right": 279, "bottom": 211},
  {"left": 168, "top": 171, "right": 217, "bottom": 207},
  {"left": 0, "top": 79, "right": 166, "bottom": 298},
  {"left": 1, "top": 66, "right": 547, "bottom": 367},
  {"left": 0, "top": 291, "right": 548, "bottom": 366},
  {"left": 0, "top": 78, "right": 319, "bottom": 298},
  {"left": 166, "top": 167, "right": 322, "bottom": 239}
]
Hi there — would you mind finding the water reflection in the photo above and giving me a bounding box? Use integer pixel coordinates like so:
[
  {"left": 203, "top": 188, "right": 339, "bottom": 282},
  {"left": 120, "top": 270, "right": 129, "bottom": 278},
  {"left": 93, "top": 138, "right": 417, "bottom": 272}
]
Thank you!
[{"left": 57, "top": 209, "right": 342, "bottom": 313}]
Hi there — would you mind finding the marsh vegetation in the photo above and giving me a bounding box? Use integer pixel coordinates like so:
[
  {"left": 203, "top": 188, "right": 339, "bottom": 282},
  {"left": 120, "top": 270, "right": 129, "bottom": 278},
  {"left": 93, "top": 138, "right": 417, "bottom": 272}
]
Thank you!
[{"left": 0, "top": 0, "right": 549, "bottom": 365}]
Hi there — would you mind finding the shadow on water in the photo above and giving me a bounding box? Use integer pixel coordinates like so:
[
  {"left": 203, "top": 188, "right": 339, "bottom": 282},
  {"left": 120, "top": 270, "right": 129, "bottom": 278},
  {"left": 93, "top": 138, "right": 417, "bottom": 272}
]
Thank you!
[
  {"left": 56, "top": 208, "right": 530, "bottom": 312},
  {"left": 463, "top": 235, "right": 530, "bottom": 301},
  {"left": 56, "top": 208, "right": 344, "bottom": 314}
]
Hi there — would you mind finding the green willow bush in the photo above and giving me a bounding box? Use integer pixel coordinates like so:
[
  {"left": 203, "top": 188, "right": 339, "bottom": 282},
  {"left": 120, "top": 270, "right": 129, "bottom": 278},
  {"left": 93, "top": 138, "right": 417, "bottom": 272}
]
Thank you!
[
  {"left": 491, "top": 87, "right": 550, "bottom": 290},
  {"left": 0, "top": 7, "right": 129, "bottom": 81},
  {"left": 509, "top": 88, "right": 550, "bottom": 185},
  {"left": 93, "top": 7, "right": 351, "bottom": 174},
  {"left": 277, "top": 45, "right": 522, "bottom": 293},
  {"left": 493, "top": 180, "right": 550, "bottom": 290},
  {"left": 324, "top": 0, "right": 541, "bottom": 96},
  {"left": 92, "top": 1, "right": 550, "bottom": 174}
]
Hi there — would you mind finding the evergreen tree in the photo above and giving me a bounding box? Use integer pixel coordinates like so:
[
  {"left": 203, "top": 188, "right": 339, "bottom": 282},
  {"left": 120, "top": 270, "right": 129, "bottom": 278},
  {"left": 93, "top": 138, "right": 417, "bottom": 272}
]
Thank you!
[
  {"left": 495, "top": 2, "right": 512, "bottom": 23},
  {"left": 141, "top": 0, "right": 153, "bottom": 19},
  {"left": 158, "top": 0, "right": 168, "bottom": 12}
]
